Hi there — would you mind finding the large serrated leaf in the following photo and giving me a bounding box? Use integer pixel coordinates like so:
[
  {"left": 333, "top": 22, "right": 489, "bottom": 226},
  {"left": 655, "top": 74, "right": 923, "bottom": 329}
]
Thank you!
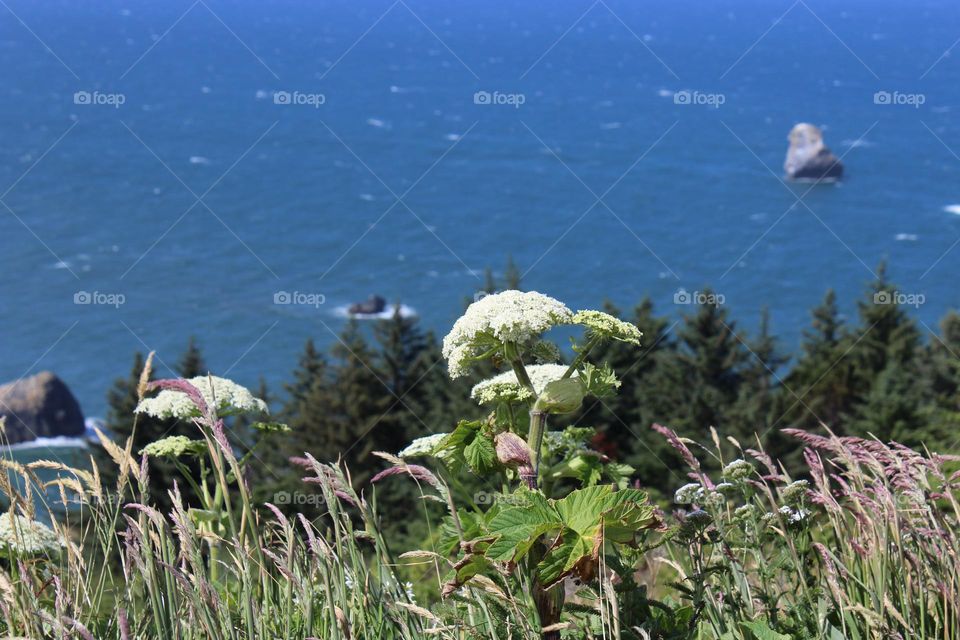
[
  {"left": 464, "top": 434, "right": 497, "bottom": 474},
  {"left": 485, "top": 492, "right": 560, "bottom": 562},
  {"left": 537, "top": 529, "right": 595, "bottom": 587}
]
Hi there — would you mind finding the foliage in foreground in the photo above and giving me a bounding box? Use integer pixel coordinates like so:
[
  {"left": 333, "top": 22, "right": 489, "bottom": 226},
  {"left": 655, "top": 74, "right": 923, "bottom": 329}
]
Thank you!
[{"left": 1, "top": 289, "right": 959, "bottom": 639}]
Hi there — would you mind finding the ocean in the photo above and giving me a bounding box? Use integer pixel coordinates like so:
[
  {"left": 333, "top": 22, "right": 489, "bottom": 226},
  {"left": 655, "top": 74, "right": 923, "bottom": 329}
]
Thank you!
[{"left": 1, "top": 0, "right": 960, "bottom": 425}]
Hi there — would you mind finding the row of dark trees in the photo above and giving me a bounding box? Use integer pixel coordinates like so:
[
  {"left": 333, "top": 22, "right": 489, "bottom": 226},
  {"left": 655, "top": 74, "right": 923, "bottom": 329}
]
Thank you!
[{"left": 102, "top": 263, "right": 960, "bottom": 524}]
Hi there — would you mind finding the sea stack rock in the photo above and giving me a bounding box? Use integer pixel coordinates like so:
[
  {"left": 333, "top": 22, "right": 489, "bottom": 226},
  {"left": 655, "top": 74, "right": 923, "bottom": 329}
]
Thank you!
[
  {"left": 0, "top": 372, "right": 85, "bottom": 445},
  {"left": 784, "top": 123, "right": 843, "bottom": 181},
  {"left": 348, "top": 295, "right": 387, "bottom": 315}
]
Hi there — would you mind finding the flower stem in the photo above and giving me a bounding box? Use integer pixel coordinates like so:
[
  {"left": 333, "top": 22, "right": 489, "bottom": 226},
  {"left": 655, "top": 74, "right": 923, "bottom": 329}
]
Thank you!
[
  {"left": 562, "top": 334, "right": 602, "bottom": 380},
  {"left": 527, "top": 409, "right": 548, "bottom": 487}
]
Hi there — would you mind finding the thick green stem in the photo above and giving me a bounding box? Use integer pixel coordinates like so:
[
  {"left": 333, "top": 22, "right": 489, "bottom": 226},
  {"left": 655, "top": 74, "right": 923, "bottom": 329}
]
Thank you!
[{"left": 527, "top": 409, "right": 548, "bottom": 483}]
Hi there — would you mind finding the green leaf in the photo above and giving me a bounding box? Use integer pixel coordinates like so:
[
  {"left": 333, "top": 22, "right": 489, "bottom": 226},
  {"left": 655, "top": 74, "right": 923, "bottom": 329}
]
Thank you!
[
  {"left": 537, "top": 529, "right": 595, "bottom": 586},
  {"left": 464, "top": 434, "right": 497, "bottom": 474},
  {"left": 434, "top": 420, "right": 483, "bottom": 470},
  {"left": 740, "top": 620, "right": 792, "bottom": 640},
  {"left": 579, "top": 362, "right": 621, "bottom": 399},
  {"left": 485, "top": 492, "right": 560, "bottom": 563}
]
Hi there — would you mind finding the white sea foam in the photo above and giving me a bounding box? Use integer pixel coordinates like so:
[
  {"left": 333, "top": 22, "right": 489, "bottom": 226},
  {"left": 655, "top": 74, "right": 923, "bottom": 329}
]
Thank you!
[
  {"left": 189, "top": 156, "right": 210, "bottom": 165},
  {"left": 600, "top": 122, "right": 622, "bottom": 130},
  {"left": 366, "top": 118, "right": 388, "bottom": 128},
  {"left": 895, "top": 233, "right": 918, "bottom": 241},
  {"left": 944, "top": 204, "right": 960, "bottom": 215},
  {"left": 4, "top": 436, "right": 89, "bottom": 451},
  {"left": 332, "top": 304, "right": 417, "bottom": 320}
]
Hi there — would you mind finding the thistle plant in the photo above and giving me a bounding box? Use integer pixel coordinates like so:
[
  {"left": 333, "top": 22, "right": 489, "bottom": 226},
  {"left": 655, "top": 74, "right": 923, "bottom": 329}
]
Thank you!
[{"left": 387, "top": 290, "right": 662, "bottom": 638}]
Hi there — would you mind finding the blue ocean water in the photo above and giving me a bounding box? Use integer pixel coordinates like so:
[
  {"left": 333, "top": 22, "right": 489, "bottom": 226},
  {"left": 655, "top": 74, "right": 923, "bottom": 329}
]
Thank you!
[{"left": 1, "top": 0, "right": 960, "bottom": 418}]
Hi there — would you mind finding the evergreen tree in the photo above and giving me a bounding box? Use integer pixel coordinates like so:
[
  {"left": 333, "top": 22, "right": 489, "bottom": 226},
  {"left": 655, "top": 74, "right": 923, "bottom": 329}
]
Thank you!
[
  {"left": 730, "top": 307, "right": 789, "bottom": 441},
  {"left": 670, "top": 292, "right": 750, "bottom": 437},
  {"left": 847, "top": 265, "right": 923, "bottom": 440},
  {"left": 503, "top": 255, "right": 521, "bottom": 290},
  {"left": 372, "top": 307, "right": 432, "bottom": 453},
  {"left": 311, "top": 321, "right": 386, "bottom": 486},
  {"left": 178, "top": 336, "right": 207, "bottom": 378}
]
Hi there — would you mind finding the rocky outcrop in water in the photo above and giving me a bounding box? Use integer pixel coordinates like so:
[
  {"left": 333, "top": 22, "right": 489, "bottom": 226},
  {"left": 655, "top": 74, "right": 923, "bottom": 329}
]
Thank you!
[
  {"left": 349, "top": 295, "right": 387, "bottom": 315},
  {"left": 0, "top": 372, "right": 85, "bottom": 445},
  {"left": 784, "top": 123, "right": 843, "bottom": 181}
]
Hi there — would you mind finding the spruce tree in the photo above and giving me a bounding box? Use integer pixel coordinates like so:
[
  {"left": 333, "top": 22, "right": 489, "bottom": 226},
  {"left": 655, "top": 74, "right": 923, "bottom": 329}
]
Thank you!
[
  {"left": 670, "top": 291, "right": 749, "bottom": 436},
  {"left": 307, "top": 321, "right": 386, "bottom": 486},
  {"left": 178, "top": 336, "right": 207, "bottom": 378},
  {"left": 847, "top": 265, "right": 922, "bottom": 440},
  {"left": 730, "top": 307, "right": 788, "bottom": 442},
  {"left": 780, "top": 291, "right": 852, "bottom": 427}
]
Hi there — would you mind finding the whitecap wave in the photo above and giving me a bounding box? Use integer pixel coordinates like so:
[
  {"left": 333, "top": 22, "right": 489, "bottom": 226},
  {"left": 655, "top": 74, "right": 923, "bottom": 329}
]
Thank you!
[
  {"left": 332, "top": 304, "right": 417, "bottom": 320},
  {"left": 189, "top": 156, "right": 210, "bottom": 165},
  {"left": 4, "top": 436, "right": 89, "bottom": 451},
  {"left": 895, "top": 233, "right": 918, "bottom": 241},
  {"left": 944, "top": 204, "right": 960, "bottom": 215}
]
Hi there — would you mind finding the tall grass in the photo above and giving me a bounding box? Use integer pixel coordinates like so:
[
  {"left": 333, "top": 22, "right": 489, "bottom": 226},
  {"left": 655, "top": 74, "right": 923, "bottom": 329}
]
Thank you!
[
  {"left": 655, "top": 424, "right": 960, "bottom": 639},
  {"left": 2, "top": 371, "right": 959, "bottom": 638}
]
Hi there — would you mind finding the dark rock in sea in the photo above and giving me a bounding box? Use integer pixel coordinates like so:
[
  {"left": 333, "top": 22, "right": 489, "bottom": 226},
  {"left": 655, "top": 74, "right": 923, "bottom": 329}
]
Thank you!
[
  {"left": 0, "top": 372, "right": 85, "bottom": 445},
  {"left": 784, "top": 123, "right": 844, "bottom": 181},
  {"left": 348, "top": 294, "right": 387, "bottom": 315}
]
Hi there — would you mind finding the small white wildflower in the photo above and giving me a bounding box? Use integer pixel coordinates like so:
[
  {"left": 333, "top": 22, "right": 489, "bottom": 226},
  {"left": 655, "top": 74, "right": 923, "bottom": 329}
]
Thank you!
[
  {"left": 722, "top": 459, "right": 753, "bottom": 481},
  {"left": 572, "top": 310, "right": 642, "bottom": 345},
  {"left": 715, "top": 482, "right": 737, "bottom": 494},
  {"left": 404, "top": 581, "right": 416, "bottom": 602},
  {"left": 733, "top": 504, "right": 756, "bottom": 521},
  {"left": 442, "top": 290, "right": 573, "bottom": 379},
  {"left": 0, "top": 513, "right": 64, "bottom": 555},
  {"left": 702, "top": 490, "right": 726, "bottom": 509},
  {"left": 674, "top": 482, "right": 703, "bottom": 505},
  {"left": 398, "top": 433, "right": 449, "bottom": 458},
  {"left": 789, "top": 508, "right": 811, "bottom": 523},
  {"left": 778, "top": 505, "right": 810, "bottom": 523},
  {"left": 136, "top": 376, "right": 268, "bottom": 419},
  {"left": 470, "top": 364, "right": 575, "bottom": 404},
  {"left": 760, "top": 512, "right": 776, "bottom": 524},
  {"left": 780, "top": 480, "right": 809, "bottom": 505}
]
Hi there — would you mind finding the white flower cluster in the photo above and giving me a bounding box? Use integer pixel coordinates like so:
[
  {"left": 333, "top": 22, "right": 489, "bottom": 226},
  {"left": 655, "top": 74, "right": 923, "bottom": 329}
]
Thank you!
[
  {"left": 442, "top": 291, "right": 572, "bottom": 378},
  {"left": 722, "top": 458, "right": 753, "bottom": 481},
  {"left": 398, "top": 433, "right": 449, "bottom": 458},
  {"left": 674, "top": 482, "right": 704, "bottom": 504},
  {"left": 140, "top": 435, "right": 206, "bottom": 458},
  {"left": 136, "top": 376, "right": 268, "bottom": 419},
  {"left": 732, "top": 504, "right": 756, "bottom": 522},
  {"left": 572, "top": 310, "right": 642, "bottom": 345},
  {"left": 778, "top": 505, "right": 811, "bottom": 523},
  {"left": 714, "top": 482, "right": 736, "bottom": 494},
  {"left": 675, "top": 482, "right": 725, "bottom": 507},
  {"left": 780, "top": 480, "right": 809, "bottom": 505},
  {"left": 0, "top": 513, "right": 64, "bottom": 555},
  {"left": 470, "top": 364, "right": 574, "bottom": 405}
]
